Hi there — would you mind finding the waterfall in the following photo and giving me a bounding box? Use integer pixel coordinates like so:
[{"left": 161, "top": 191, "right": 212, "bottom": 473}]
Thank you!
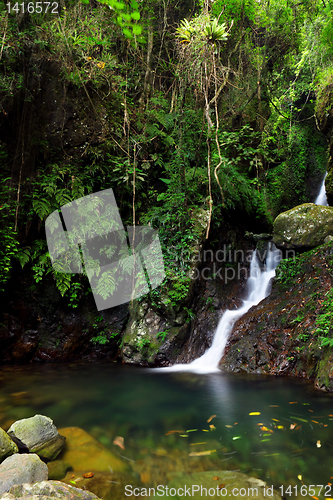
[
  {"left": 160, "top": 242, "right": 282, "bottom": 374},
  {"left": 315, "top": 173, "right": 328, "bottom": 206}
]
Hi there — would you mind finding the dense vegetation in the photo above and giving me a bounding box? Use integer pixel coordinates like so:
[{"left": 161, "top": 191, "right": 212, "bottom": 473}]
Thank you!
[{"left": 0, "top": 0, "right": 332, "bottom": 310}]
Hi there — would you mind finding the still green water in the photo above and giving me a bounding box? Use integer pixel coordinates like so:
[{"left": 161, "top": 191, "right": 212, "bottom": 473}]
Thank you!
[{"left": 0, "top": 363, "right": 332, "bottom": 493}]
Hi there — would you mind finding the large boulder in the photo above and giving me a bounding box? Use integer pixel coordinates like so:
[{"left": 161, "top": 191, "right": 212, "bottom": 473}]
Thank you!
[
  {"left": 1, "top": 480, "right": 101, "bottom": 499},
  {"left": 0, "top": 429, "right": 18, "bottom": 463},
  {"left": 0, "top": 454, "right": 48, "bottom": 495},
  {"left": 273, "top": 203, "right": 333, "bottom": 249},
  {"left": 7, "top": 415, "right": 65, "bottom": 461}
]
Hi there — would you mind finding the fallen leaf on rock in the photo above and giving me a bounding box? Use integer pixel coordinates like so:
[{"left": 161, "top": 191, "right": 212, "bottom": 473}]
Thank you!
[
  {"left": 212, "top": 477, "right": 219, "bottom": 480},
  {"left": 190, "top": 442, "right": 207, "bottom": 446},
  {"left": 83, "top": 472, "right": 94, "bottom": 478},
  {"left": 207, "top": 415, "right": 217, "bottom": 423},
  {"left": 188, "top": 449, "right": 216, "bottom": 456},
  {"left": 113, "top": 436, "right": 125, "bottom": 449}
]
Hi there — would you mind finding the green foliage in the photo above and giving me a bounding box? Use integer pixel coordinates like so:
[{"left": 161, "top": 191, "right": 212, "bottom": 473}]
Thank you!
[{"left": 314, "top": 289, "right": 333, "bottom": 347}]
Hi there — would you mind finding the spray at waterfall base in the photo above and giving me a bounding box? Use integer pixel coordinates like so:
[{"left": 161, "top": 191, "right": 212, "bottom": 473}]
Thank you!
[{"left": 168, "top": 245, "right": 296, "bottom": 283}]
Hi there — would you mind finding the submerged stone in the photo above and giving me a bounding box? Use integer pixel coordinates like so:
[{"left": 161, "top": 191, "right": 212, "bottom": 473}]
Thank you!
[
  {"left": 57, "top": 427, "right": 127, "bottom": 472},
  {"left": 168, "top": 470, "right": 281, "bottom": 499},
  {"left": 7, "top": 414, "right": 65, "bottom": 461},
  {"left": 273, "top": 203, "right": 333, "bottom": 249}
]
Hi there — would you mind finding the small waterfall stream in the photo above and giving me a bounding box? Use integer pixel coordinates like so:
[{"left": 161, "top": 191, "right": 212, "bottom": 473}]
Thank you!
[
  {"left": 315, "top": 173, "right": 328, "bottom": 206},
  {"left": 161, "top": 243, "right": 282, "bottom": 374}
]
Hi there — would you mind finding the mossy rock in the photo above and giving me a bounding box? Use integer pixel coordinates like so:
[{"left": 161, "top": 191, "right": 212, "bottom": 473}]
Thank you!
[
  {"left": 273, "top": 203, "right": 333, "bottom": 249},
  {"left": 167, "top": 470, "right": 282, "bottom": 499}
]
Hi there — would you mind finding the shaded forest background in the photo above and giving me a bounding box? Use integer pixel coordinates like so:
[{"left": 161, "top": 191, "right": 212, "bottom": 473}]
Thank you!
[{"left": 0, "top": 0, "right": 332, "bottom": 321}]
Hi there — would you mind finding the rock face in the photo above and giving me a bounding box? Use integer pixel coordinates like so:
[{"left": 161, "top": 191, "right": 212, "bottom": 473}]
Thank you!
[
  {"left": 0, "top": 429, "right": 18, "bottom": 463},
  {"left": 220, "top": 243, "right": 333, "bottom": 391},
  {"left": 273, "top": 203, "right": 333, "bottom": 249},
  {"left": 8, "top": 415, "right": 65, "bottom": 461},
  {"left": 0, "top": 453, "right": 48, "bottom": 495},
  {"left": 57, "top": 427, "right": 126, "bottom": 472},
  {"left": 1, "top": 480, "right": 101, "bottom": 499}
]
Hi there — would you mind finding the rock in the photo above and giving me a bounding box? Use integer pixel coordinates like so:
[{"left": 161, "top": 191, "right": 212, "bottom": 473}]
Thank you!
[
  {"left": 0, "top": 453, "right": 48, "bottom": 495},
  {"left": 47, "top": 459, "right": 71, "bottom": 480},
  {"left": 0, "top": 429, "right": 18, "bottom": 463},
  {"left": 273, "top": 203, "right": 333, "bottom": 249},
  {"left": 167, "top": 470, "right": 282, "bottom": 499},
  {"left": 1, "top": 480, "right": 101, "bottom": 499},
  {"left": 8, "top": 415, "right": 65, "bottom": 461},
  {"left": 324, "top": 235, "right": 333, "bottom": 243},
  {"left": 57, "top": 427, "right": 126, "bottom": 472},
  {"left": 245, "top": 232, "right": 272, "bottom": 241}
]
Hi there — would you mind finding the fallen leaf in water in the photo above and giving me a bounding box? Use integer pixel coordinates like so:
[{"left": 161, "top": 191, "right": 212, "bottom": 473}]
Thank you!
[
  {"left": 316, "top": 440, "right": 321, "bottom": 448},
  {"left": 276, "top": 425, "right": 284, "bottom": 430},
  {"left": 234, "top": 422, "right": 238, "bottom": 425},
  {"left": 269, "top": 405, "right": 279, "bottom": 407},
  {"left": 165, "top": 430, "right": 184, "bottom": 435},
  {"left": 219, "top": 484, "right": 226, "bottom": 489},
  {"left": 202, "top": 429, "right": 209, "bottom": 432},
  {"left": 312, "top": 420, "right": 319, "bottom": 424},
  {"left": 260, "top": 426, "right": 273, "bottom": 433},
  {"left": 186, "top": 429, "right": 198, "bottom": 433},
  {"left": 261, "top": 439, "right": 271, "bottom": 442},
  {"left": 225, "top": 425, "right": 233, "bottom": 428},
  {"left": 329, "top": 415, "right": 333, "bottom": 417},
  {"left": 209, "top": 425, "right": 216, "bottom": 430},
  {"left": 113, "top": 436, "right": 125, "bottom": 449},
  {"left": 257, "top": 423, "right": 264, "bottom": 426},
  {"left": 290, "top": 424, "right": 296, "bottom": 429},
  {"left": 271, "top": 419, "right": 279, "bottom": 422},
  {"left": 249, "top": 412, "right": 261, "bottom": 415},
  {"left": 190, "top": 442, "right": 207, "bottom": 445},
  {"left": 293, "top": 417, "right": 308, "bottom": 423},
  {"left": 180, "top": 435, "right": 188, "bottom": 438},
  {"left": 83, "top": 472, "right": 94, "bottom": 478},
  {"left": 74, "top": 477, "right": 83, "bottom": 483},
  {"left": 188, "top": 449, "right": 216, "bottom": 456},
  {"left": 298, "top": 475, "right": 302, "bottom": 480},
  {"left": 212, "top": 477, "right": 219, "bottom": 480},
  {"left": 207, "top": 415, "right": 217, "bottom": 423},
  {"left": 232, "top": 436, "right": 241, "bottom": 440},
  {"left": 311, "top": 496, "right": 320, "bottom": 500},
  {"left": 289, "top": 401, "right": 298, "bottom": 404},
  {"left": 308, "top": 409, "right": 314, "bottom": 412}
]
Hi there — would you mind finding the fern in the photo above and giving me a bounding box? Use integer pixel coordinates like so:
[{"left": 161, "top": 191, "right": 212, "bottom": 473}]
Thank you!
[
  {"left": 33, "top": 197, "right": 52, "bottom": 220},
  {"left": 15, "top": 247, "right": 31, "bottom": 268},
  {"left": 95, "top": 270, "right": 116, "bottom": 300}
]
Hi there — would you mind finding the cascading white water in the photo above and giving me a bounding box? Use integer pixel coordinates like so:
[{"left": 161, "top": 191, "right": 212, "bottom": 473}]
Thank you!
[
  {"left": 315, "top": 173, "right": 328, "bottom": 206},
  {"left": 160, "top": 242, "right": 281, "bottom": 374}
]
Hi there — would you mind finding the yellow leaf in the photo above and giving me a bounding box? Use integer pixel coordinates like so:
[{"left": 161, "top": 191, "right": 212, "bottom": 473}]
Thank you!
[
  {"left": 189, "top": 449, "right": 216, "bottom": 457},
  {"left": 277, "top": 425, "right": 284, "bottom": 430},
  {"left": 207, "top": 415, "right": 217, "bottom": 423},
  {"left": 316, "top": 440, "right": 321, "bottom": 448},
  {"left": 225, "top": 425, "right": 233, "bottom": 428},
  {"left": 202, "top": 429, "right": 209, "bottom": 432},
  {"left": 271, "top": 419, "right": 279, "bottom": 422},
  {"left": 249, "top": 412, "right": 261, "bottom": 415},
  {"left": 190, "top": 442, "right": 207, "bottom": 446},
  {"left": 298, "top": 475, "right": 302, "bottom": 481},
  {"left": 209, "top": 424, "right": 216, "bottom": 430}
]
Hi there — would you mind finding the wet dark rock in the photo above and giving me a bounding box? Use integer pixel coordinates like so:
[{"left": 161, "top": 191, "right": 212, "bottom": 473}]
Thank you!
[{"left": 220, "top": 243, "right": 333, "bottom": 391}]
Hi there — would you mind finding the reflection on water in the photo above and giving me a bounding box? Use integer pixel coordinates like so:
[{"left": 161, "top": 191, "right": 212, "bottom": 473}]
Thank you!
[{"left": 0, "top": 362, "right": 332, "bottom": 490}]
